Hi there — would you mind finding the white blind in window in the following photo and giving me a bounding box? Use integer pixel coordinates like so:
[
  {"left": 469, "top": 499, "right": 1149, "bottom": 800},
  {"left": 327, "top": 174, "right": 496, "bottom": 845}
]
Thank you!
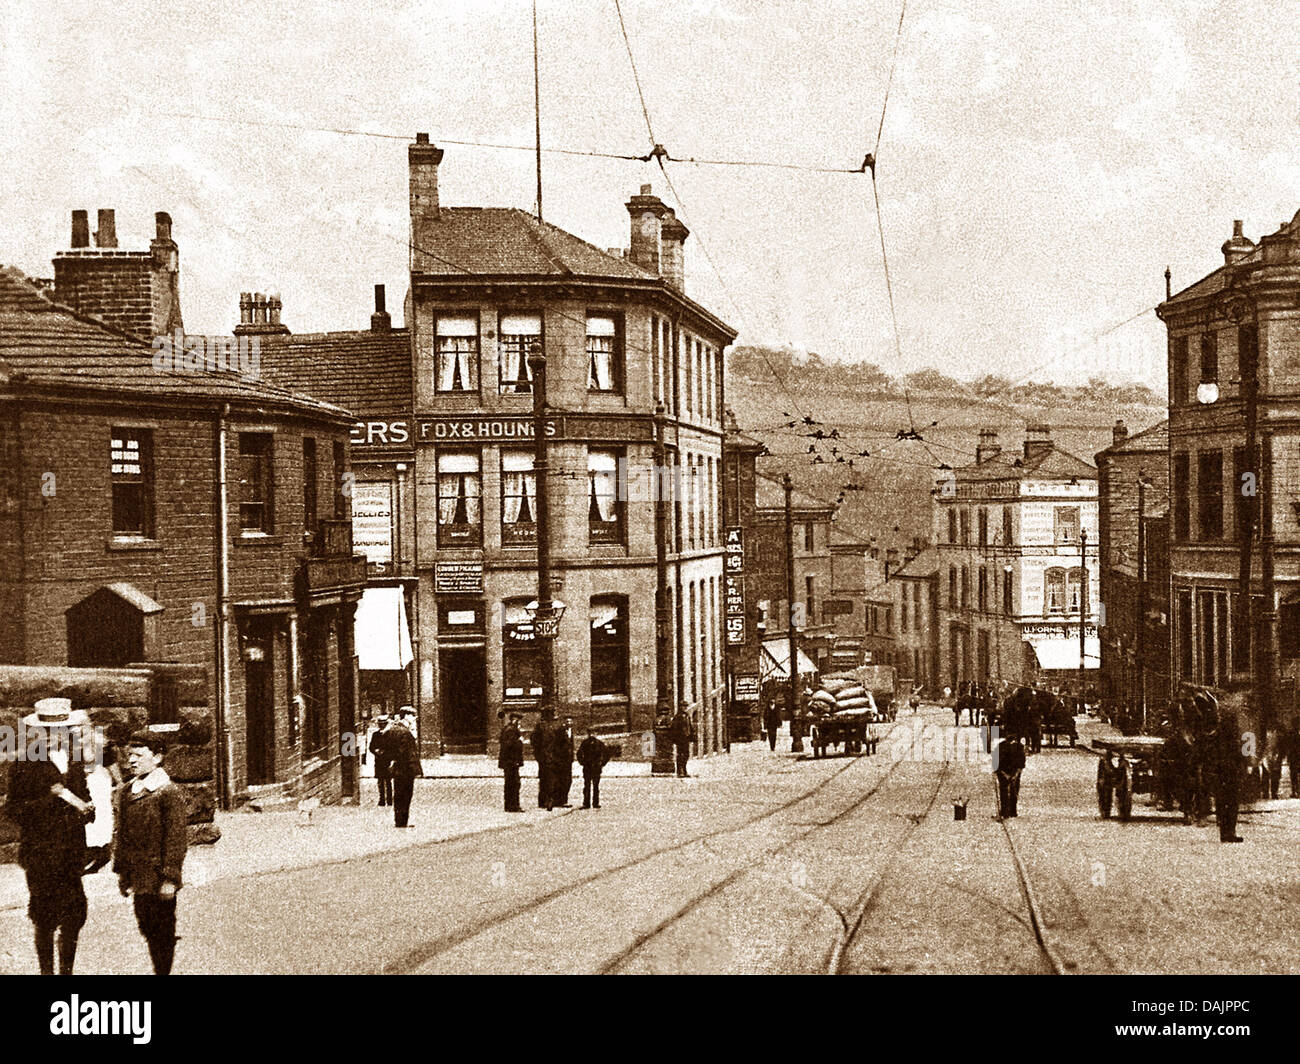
[
  {"left": 500, "top": 314, "right": 541, "bottom": 336},
  {"left": 436, "top": 316, "right": 478, "bottom": 337}
]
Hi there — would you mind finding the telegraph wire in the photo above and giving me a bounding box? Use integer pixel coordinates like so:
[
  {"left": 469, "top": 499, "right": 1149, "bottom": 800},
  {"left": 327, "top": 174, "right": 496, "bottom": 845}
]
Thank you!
[{"left": 613, "top": 0, "right": 657, "bottom": 146}]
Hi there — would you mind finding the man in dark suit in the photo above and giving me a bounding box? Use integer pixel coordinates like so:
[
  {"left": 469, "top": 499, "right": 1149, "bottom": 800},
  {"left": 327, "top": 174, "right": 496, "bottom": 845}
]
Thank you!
[
  {"left": 115, "top": 730, "right": 189, "bottom": 975},
  {"left": 993, "top": 733, "right": 1026, "bottom": 819},
  {"left": 763, "top": 698, "right": 781, "bottom": 752},
  {"left": 531, "top": 710, "right": 556, "bottom": 810},
  {"left": 387, "top": 709, "right": 422, "bottom": 828},
  {"left": 369, "top": 717, "right": 393, "bottom": 807},
  {"left": 498, "top": 713, "right": 524, "bottom": 812},
  {"left": 671, "top": 708, "right": 695, "bottom": 778},
  {"left": 577, "top": 731, "right": 612, "bottom": 809},
  {"left": 1212, "top": 692, "right": 1246, "bottom": 843},
  {"left": 7, "top": 699, "right": 95, "bottom": 975},
  {"left": 554, "top": 717, "right": 575, "bottom": 808}
]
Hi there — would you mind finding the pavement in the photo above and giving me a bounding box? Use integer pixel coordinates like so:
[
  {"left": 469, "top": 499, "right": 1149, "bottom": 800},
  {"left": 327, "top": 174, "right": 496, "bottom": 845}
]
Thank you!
[{"left": 0, "top": 744, "right": 753, "bottom": 915}]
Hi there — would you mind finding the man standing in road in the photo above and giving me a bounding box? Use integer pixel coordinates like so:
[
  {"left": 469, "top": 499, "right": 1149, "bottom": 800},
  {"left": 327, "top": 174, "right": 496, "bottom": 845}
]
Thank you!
[
  {"left": 763, "top": 697, "right": 781, "bottom": 752},
  {"left": 369, "top": 716, "right": 393, "bottom": 807},
  {"left": 671, "top": 706, "right": 695, "bottom": 778},
  {"left": 498, "top": 713, "right": 524, "bottom": 813},
  {"left": 993, "top": 733, "right": 1026, "bottom": 819},
  {"left": 553, "top": 716, "right": 575, "bottom": 808},
  {"left": 115, "top": 730, "right": 188, "bottom": 975},
  {"left": 1212, "top": 691, "right": 1246, "bottom": 844},
  {"left": 531, "top": 709, "right": 556, "bottom": 810},
  {"left": 387, "top": 708, "right": 422, "bottom": 828},
  {"left": 577, "top": 730, "right": 612, "bottom": 809}
]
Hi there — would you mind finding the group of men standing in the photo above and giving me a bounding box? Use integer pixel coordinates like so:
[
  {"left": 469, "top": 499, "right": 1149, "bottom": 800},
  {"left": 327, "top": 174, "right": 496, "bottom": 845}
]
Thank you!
[
  {"left": 1156, "top": 687, "right": 1252, "bottom": 843},
  {"left": 497, "top": 710, "right": 613, "bottom": 812},
  {"left": 367, "top": 709, "right": 423, "bottom": 828}
]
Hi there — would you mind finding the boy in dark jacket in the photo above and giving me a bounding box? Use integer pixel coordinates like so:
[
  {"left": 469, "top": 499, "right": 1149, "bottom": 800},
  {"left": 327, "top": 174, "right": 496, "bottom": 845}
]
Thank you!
[
  {"left": 115, "top": 731, "right": 189, "bottom": 975},
  {"left": 577, "top": 731, "right": 612, "bottom": 809}
]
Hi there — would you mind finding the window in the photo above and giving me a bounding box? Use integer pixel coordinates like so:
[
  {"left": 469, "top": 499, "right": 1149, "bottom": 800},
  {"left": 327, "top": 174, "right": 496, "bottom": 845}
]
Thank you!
[
  {"left": 961, "top": 567, "right": 969, "bottom": 609},
  {"left": 111, "top": 427, "right": 153, "bottom": 537},
  {"left": 901, "top": 586, "right": 910, "bottom": 633},
  {"left": 1197, "top": 589, "right": 1228, "bottom": 686},
  {"left": 1197, "top": 450, "right": 1223, "bottom": 541},
  {"left": 435, "top": 315, "right": 479, "bottom": 393},
  {"left": 806, "top": 576, "right": 816, "bottom": 625},
  {"left": 960, "top": 508, "right": 970, "bottom": 546},
  {"left": 1002, "top": 506, "right": 1013, "bottom": 546},
  {"left": 1233, "top": 446, "right": 1253, "bottom": 540},
  {"left": 436, "top": 452, "right": 482, "bottom": 547},
  {"left": 238, "top": 433, "right": 274, "bottom": 533},
  {"left": 1044, "top": 567, "right": 1067, "bottom": 614},
  {"left": 591, "top": 596, "right": 629, "bottom": 697},
  {"left": 332, "top": 441, "right": 347, "bottom": 520},
  {"left": 948, "top": 509, "right": 958, "bottom": 544},
  {"left": 302, "top": 438, "right": 318, "bottom": 534},
  {"left": 1054, "top": 506, "right": 1080, "bottom": 544},
  {"left": 1199, "top": 331, "right": 1218, "bottom": 384},
  {"left": 1002, "top": 569, "right": 1013, "bottom": 614},
  {"left": 500, "top": 452, "right": 537, "bottom": 546},
  {"left": 884, "top": 606, "right": 892, "bottom": 635},
  {"left": 586, "top": 313, "right": 622, "bottom": 392},
  {"left": 302, "top": 617, "right": 329, "bottom": 758},
  {"left": 949, "top": 566, "right": 957, "bottom": 606},
  {"left": 1171, "top": 335, "right": 1188, "bottom": 405},
  {"left": 1067, "top": 568, "right": 1083, "bottom": 613},
  {"left": 978, "top": 507, "right": 988, "bottom": 547},
  {"left": 804, "top": 521, "right": 815, "bottom": 552},
  {"left": 978, "top": 566, "right": 988, "bottom": 611},
  {"left": 1176, "top": 588, "right": 1193, "bottom": 681},
  {"left": 1173, "top": 453, "right": 1190, "bottom": 541},
  {"left": 502, "top": 599, "right": 545, "bottom": 700},
  {"left": 588, "top": 449, "right": 625, "bottom": 544},
  {"left": 1238, "top": 322, "right": 1259, "bottom": 385},
  {"left": 498, "top": 313, "right": 540, "bottom": 394}
]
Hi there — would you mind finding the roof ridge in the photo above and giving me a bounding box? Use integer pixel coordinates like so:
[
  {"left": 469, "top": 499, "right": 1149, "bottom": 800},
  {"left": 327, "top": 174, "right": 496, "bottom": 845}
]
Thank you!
[{"left": 513, "top": 209, "right": 573, "bottom": 278}]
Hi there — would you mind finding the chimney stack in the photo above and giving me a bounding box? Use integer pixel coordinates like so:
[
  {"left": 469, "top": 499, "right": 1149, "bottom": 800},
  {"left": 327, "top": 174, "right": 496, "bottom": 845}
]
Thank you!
[
  {"left": 71, "top": 210, "right": 90, "bottom": 249},
  {"left": 234, "top": 291, "right": 290, "bottom": 336},
  {"left": 1112, "top": 419, "right": 1129, "bottom": 446},
  {"left": 975, "top": 428, "right": 1001, "bottom": 464},
  {"left": 371, "top": 283, "right": 392, "bottom": 332},
  {"left": 659, "top": 207, "right": 689, "bottom": 291},
  {"left": 1222, "top": 219, "right": 1255, "bottom": 265},
  {"left": 94, "top": 209, "right": 117, "bottom": 249},
  {"left": 409, "top": 133, "right": 445, "bottom": 273},
  {"left": 1023, "top": 424, "right": 1053, "bottom": 461},
  {"left": 626, "top": 183, "right": 668, "bottom": 276}
]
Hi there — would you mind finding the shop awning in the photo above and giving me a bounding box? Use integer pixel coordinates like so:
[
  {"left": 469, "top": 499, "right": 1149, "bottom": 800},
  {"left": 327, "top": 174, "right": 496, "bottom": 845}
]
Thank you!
[
  {"left": 354, "top": 587, "right": 414, "bottom": 671},
  {"left": 1031, "top": 637, "right": 1100, "bottom": 671},
  {"left": 760, "top": 639, "right": 817, "bottom": 681}
]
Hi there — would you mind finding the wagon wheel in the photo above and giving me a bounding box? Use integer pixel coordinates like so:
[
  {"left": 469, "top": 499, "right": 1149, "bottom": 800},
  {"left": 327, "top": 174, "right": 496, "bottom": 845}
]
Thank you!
[
  {"left": 1097, "top": 757, "right": 1114, "bottom": 818},
  {"left": 1116, "top": 757, "right": 1133, "bottom": 821}
]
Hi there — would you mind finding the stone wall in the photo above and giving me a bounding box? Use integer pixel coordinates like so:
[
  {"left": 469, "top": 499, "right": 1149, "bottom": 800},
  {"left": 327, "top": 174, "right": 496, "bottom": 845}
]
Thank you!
[{"left": 0, "top": 663, "right": 220, "bottom": 863}]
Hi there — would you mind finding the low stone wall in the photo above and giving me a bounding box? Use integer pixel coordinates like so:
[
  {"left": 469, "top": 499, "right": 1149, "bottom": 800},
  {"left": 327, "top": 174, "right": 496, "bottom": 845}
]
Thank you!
[{"left": 0, "top": 663, "right": 221, "bottom": 862}]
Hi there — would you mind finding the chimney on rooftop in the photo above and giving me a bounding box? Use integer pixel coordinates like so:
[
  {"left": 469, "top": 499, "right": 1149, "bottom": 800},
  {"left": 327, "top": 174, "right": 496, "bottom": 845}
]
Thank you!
[
  {"left": 1112, "top": 419, "right": 1129, "bottom": 446},
  {"left": 94, "top": 209, "right": 117, "bottom": 249},
  {"left": 1023, "top": 424, "right": 1053, "bottom": 461},
  {"left": 371, "top": 284, "right": 391, "bottom": 332},
  {"left": 626, "top": 183, "right": 668, "bottom": 276},
  {"left": 659, "top": 207, "right": 689, "bottom": 291},
  {"left": 234, "top": 290, "right": 289, "bottom": 336},
  {"left": 71, "top": 210, "right": 90, "bottom": 249},
  {"left": 975, "top": 428, "right": 1001, "bottom": 464},
  {"left": 409, "top": 133, "right": 445, "bottom": 273},
  {"left": 1222, "top": 219, "right": 1255, "bottom": 265}
]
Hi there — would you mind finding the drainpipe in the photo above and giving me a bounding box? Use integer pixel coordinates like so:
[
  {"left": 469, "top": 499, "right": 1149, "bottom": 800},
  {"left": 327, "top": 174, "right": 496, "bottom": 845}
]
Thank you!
[{"left": 214, "top": 404, "right": 235, "bottom": 809}]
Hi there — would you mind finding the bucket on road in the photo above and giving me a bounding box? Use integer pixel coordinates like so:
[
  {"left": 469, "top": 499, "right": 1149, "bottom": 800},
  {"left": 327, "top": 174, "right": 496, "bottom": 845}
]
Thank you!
[{"left": 953, "top": 797, "right": 967, "bottom": 821}]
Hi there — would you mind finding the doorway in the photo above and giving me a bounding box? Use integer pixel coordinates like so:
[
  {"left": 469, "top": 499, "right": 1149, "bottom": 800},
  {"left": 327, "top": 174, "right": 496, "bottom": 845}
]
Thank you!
[
  {"left": 440, "top": 648, "right": 486, "bottom": 752},
  {"left": 243, "top": 620, "right": 276, "bottom": 786}
]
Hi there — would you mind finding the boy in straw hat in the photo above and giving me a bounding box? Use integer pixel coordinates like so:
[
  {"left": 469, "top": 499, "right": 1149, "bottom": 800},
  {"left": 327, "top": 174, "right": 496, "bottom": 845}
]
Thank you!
[{"left": 4, "top": 697, "right": 95, "bottom": 975}]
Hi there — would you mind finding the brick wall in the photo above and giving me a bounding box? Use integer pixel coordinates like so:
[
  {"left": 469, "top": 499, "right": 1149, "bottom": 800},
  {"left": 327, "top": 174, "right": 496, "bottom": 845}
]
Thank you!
[{"left": 52, "top": 252, "right": 156, "bottom": 342}]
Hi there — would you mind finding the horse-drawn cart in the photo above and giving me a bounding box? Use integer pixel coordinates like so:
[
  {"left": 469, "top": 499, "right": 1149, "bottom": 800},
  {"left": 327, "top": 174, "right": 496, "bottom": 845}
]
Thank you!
[{"left": 1094, "top": 736, "right": 1166, "bottom": 821}]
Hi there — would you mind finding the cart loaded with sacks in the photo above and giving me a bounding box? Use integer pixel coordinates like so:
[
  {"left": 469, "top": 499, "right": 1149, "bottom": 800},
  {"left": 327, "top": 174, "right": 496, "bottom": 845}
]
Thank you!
[{"left": 806, "top": 675, "right": 887, "bottom": 759}]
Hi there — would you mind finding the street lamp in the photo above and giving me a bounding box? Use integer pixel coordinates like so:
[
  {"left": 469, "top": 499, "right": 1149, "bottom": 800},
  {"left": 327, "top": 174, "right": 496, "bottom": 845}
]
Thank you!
[{"left": 527, "top": 342, "right": 561, "bottom": 718}]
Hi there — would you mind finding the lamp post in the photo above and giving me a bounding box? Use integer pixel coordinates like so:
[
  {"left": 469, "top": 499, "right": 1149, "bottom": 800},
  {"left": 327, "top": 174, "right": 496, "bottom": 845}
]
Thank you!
[
  {"left": 1137, "top": 475, "right": 1150, "bottom": 732},
  {"left": 526, "top": 342, "right": 562, "bottom": 716},
  {"left": 651, "top": 402, "right": 676, "bottom": 774},
  {"left": 1079, "top": 528, "right": 1089, "bottom": 702},
  {"left": 784, "top": 474, "right": 804, "bottom": 752}
]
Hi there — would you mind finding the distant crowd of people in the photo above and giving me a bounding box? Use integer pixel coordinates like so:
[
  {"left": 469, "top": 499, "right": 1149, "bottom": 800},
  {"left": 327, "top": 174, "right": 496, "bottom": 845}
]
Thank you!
[{"left": 6, "top": 698, "right": 190, "bottom": 975}]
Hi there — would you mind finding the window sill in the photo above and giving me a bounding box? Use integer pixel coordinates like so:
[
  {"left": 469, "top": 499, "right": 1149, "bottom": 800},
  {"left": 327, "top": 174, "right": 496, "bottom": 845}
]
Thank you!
[
  {"left": 237, "top": 532, "right": 285, "bottom": 546},
  {"left": 107, "top": 536, "right": 161, "bottom": 552},
  {"left": 590, "top": 694, "right": 629, "bottom": 704}
]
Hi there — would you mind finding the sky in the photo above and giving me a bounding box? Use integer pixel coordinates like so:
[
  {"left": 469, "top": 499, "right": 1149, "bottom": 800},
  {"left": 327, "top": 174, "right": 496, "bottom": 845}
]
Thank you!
[{"left": 3, "top": 0, "right": 1299, "bottom": 393}]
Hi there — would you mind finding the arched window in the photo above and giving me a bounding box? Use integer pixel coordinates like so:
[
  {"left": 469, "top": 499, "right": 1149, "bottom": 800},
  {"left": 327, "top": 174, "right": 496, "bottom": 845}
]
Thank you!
[{"left": 1044, "top": 567, "right": 1067, "bottom": 614}]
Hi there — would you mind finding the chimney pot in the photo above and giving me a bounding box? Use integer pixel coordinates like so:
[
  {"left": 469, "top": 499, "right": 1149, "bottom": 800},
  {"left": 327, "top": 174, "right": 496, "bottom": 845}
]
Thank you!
[
  {"left": 975, "top": 427, "right": 1002, "bottom": 464},
  {"left": 374, "top": 284, "right": 386, "bottom": 313},
  {"left": 1024, "top": 424, "right": 1053, "bottom": 460},
  {"left": 239, "top": 292, "right": 253, "bottom": 325},
  {"left": 154, "top": 211, "right": 173, "bottom": 242},
  {"left": 71, "top": 210, "right": 90, "bottom": 249},
  {"left": 1112, "top": 419, "right": 1128, "bottom": 446},
  {"left": 1222, "top": 219, "right": 1255, "bottom": 265},
  {"left": 371, "top": 283, "right": 392, "bottom": 332},
  {"left": 415, "top": 132, "right": 429, "bottom": 144},
  {"left": 94, "top": 209, "right": 117, "bottom": 248},
  {"left": 641, "top": 183, "right": 652, "bottom": 195}
]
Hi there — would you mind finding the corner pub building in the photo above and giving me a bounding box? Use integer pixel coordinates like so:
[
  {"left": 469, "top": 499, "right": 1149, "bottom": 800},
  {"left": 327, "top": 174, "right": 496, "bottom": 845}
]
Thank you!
[{"left": 408, "top": 136, "right": 737, "bottom": 756}]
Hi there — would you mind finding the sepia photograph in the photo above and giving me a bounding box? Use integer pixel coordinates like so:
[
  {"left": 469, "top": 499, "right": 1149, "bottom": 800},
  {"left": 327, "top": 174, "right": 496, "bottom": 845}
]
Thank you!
[{"left": 0, "top": 0, "right": 1291, "bottom": 1037}]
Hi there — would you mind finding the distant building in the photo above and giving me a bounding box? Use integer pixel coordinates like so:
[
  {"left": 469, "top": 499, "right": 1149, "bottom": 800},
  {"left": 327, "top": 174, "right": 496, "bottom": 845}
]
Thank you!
[
  {"left": 722, "top": 411, "right": 766, "bottom": 740},
  {"left": 934, "top": 426, "right": 1099, "bottom": 689},
  {"left": 892, "top": 546, "right": 941, "bottom": 694},
  {"left": 1095, "top": 419, "right": 1170, "bottom": 723}
]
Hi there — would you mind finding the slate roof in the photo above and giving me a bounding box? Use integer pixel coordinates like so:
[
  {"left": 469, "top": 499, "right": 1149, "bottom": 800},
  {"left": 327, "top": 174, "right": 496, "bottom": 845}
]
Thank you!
[
  {"left": 892, "top": 547, "right": 940, "bottom": 579},
  {"left": 1096, "top": 419, "right": 1169, "bottom": 460},
  {"left": 257, "top": 329, "right": 412, "bottom": 421},
  {"left": 416, "top": 208, "right": 657, "bottom": 281},
  {"left": 0, "top": 267, "right": 353, "bottom": 421},
  {"left": 953, "top": 444, "right": 1097, "bottom": 483}
]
